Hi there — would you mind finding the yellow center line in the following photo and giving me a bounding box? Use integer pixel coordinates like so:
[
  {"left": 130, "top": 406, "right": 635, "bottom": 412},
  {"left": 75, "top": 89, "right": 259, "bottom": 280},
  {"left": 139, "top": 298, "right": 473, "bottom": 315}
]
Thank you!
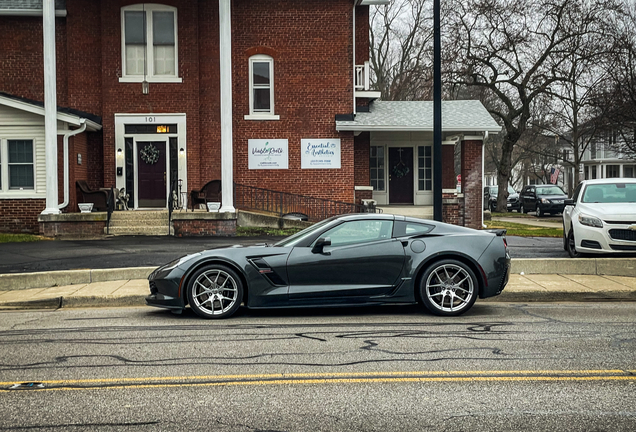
[
  {"left": 1, "top": 369, "right": 634, "bottom": 392},
  {"left": 1, "top": 375, "right": 635, "bottom": 393}
]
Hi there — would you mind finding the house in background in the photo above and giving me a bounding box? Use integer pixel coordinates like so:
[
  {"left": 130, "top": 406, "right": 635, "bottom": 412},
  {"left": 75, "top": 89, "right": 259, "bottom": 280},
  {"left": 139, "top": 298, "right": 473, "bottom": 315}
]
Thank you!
[{"left": 0, "top": 0, "right": 499, "bottom": 236}]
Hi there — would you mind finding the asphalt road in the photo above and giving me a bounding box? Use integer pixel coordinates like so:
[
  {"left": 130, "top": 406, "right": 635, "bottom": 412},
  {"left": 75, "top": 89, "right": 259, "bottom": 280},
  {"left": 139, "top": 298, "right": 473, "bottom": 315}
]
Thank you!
[{"left": 1, "top": 303, "right": 635, "bottom": 431}]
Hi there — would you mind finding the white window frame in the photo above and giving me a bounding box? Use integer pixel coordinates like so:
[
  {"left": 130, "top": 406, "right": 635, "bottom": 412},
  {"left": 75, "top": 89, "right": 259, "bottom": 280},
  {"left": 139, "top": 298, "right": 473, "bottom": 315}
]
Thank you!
[
  {"left": 0, "top": 138, "right": 37, "bottom": 196},
  {"left": 245, "top": 54, "right": 279, "bottom": 120},
  {"left": 119, "top": 4, "right": 182, "bottom": 83}
]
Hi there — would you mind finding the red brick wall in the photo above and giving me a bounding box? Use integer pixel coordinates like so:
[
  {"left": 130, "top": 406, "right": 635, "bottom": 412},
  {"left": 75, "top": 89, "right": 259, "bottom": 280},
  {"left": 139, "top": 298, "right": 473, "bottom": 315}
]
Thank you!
[
  {"left": 68, "top": 132, "right": 89, "bottom": 212},
  {"left": 231, "top": 0, "right": 356, "bottom": 202},
  {"left": 354, "top": 132, "right": 370, "bottom": 186},
  {"left": 461, "top": 140, "right": 482, "bottom": 229},
  {"left": 0, "top": 200, "right": 45, "bottom": 233},
  {"left": 0, "top": 16, "right": 67, "bottom": 102},
  {"left": 173, "top": 219, "right": 236, "bottom": 236},
  {"left": 40, "top": 219, "right": 106, "bottom": 237},
  {"left": 355, "top": 5, "right": 369, "bottom": 65},
  {"left": 442, "top": 145, "right": 456, "bottom": 189}
]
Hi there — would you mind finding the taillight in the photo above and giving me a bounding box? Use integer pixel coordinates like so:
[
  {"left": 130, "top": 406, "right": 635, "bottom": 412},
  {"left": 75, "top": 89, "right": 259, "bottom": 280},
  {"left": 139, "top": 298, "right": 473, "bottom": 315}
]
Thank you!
[{"left": 503, "top": 236, "right": 508, "bottom": 248}]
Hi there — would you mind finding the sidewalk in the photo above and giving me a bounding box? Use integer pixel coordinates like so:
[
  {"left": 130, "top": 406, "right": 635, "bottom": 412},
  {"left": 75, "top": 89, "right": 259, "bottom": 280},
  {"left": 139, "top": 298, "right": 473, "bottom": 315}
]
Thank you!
[{"left": 1, "top": 269, "right": 634, "bottom": 310}]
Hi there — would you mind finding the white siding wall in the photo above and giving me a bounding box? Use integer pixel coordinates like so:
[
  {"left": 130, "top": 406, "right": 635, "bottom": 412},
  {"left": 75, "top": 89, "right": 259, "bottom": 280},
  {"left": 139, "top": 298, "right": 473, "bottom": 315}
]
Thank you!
[{"left": 0, "top": 105, "right": 46, "bottom": 198}]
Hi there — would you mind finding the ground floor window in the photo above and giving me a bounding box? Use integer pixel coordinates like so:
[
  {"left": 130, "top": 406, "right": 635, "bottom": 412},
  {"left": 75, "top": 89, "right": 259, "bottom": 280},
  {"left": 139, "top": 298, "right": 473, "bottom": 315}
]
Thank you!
[
  {"left": 370, "top": 146, "right": 385, "bottom": 191},
  {"left": 607, "top": 165, "right": 620, "bottom": 178},
  {"left": 623, "top": 165, "right": 635, "bottom": 178},
  {"left": 1, "top": 139, "right": 34, "bottom": 191}
]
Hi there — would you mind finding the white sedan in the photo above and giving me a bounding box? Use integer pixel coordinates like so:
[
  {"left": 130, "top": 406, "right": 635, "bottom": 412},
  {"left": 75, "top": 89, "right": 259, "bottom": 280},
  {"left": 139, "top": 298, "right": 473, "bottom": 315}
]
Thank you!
[{"left": 563, "top": 178, "right": 636, "bottom": 257}]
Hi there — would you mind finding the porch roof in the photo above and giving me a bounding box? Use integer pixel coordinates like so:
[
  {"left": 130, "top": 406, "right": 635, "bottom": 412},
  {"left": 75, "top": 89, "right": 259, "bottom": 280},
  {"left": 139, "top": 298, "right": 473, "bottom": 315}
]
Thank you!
[
  {"left": 0, "top": 92, "right": 102, "bottom": 131},
  {"left": 336, "top": 100, "right": 501, "bottom": 133}
]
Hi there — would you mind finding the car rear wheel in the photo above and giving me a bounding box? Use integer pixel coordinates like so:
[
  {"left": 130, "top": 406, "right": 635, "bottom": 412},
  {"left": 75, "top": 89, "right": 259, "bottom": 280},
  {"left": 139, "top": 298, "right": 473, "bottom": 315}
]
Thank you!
[
  {"left": 419, "top": 260, "right": 478, "bottom": 316},
  {"left": 187, "top": 264, "right": 244, "bottom": 319},
  {"left": 567, "top": 230, "right": 582, "bottom": 258}
]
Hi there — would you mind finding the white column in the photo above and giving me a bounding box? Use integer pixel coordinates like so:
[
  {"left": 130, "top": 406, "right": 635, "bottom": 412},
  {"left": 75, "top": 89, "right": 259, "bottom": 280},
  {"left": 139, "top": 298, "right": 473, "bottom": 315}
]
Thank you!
[
  {"left": 41, "top": 0, "right": 60, "bottom": 214},
  {"left": 219, "top": 0, "right": 235, "bottom": 212}
]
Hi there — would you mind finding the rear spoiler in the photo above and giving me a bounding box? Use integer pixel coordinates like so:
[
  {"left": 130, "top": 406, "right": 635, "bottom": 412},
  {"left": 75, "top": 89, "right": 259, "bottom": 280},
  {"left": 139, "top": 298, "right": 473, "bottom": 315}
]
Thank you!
[{"left": 485, "top": 229, "right": 507, "bottom": 236}]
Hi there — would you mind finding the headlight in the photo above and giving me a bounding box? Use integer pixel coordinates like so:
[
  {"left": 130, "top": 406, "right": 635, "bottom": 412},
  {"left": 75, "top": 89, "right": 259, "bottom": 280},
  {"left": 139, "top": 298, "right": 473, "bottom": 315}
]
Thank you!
[
  {"left": 578, "top": 213, "right": 603, "bottom": 228},
  {"left": 541, "top": 198, "right": 551, "bottom": 203},
  {"left": 161, "top": 253, "right": 201, "bottom": 271}
]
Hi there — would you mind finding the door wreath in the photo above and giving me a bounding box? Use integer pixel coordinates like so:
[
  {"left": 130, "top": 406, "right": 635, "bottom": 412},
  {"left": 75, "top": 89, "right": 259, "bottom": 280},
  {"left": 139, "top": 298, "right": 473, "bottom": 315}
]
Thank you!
[{"left": 140, "top": 144, "right": 160, "bottom": 165}]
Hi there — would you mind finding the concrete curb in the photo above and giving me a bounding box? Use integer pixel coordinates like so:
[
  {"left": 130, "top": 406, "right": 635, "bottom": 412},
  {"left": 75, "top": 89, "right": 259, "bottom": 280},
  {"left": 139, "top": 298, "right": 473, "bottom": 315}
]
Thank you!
[
  {"left": 0, "top": 267, "right": 156, "bottom": 291},
  {"left": 511, "top": 258, "right": 636, "bottom": 277},
  {"left": 1, "top": 290, "right": 634, "bottom": 311}
]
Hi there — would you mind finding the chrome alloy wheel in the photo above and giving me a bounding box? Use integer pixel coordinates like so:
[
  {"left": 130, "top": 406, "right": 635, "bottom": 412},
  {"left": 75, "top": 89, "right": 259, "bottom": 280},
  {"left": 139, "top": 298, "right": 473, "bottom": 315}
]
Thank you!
[
  {"left": 424, "top": 263, "right": 475, "bottom": 314},
  {"left": 190, "top": 268, "right": 239, "bottom": 316}
]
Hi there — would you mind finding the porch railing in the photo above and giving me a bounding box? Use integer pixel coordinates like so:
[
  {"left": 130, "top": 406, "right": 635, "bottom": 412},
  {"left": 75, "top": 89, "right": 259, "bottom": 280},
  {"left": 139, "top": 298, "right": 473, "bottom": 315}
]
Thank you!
[
  {"left": 355, "top": 61, "right": 371, "bottom": 91},
  {"left": 167, "top": 179, "right": 177, "bottom": 235},
  {"left": 234, "top": 183, "right": 380, "bottom": 222},
  {"left": 105, "top": 187, "right": 115, "bottom": 235}
]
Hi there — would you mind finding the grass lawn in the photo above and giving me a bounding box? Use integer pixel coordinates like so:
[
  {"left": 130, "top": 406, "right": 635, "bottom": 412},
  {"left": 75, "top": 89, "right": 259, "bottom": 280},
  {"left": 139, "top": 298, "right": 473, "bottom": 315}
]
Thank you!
[
  {"left": 484, "top": 220, "right": 563, "bottom": 238},
  {"left": 0, "top": 233, "right": 48, "bottom": 243},
  {"left": 236, "top": 227, "right": 303, "bottom": 237},
  {"left": 490, "top": 211, "right": 532, "bottom": 218}
]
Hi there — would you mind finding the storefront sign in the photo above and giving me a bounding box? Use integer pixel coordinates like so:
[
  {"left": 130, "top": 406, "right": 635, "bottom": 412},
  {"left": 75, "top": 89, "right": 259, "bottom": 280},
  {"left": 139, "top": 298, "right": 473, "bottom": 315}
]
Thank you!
[
  {"left": 248, "top": 139, "right": 288, "bottom": 169},
  {"left": 301, "top": 139, "right": 341, "bottom": 169}
]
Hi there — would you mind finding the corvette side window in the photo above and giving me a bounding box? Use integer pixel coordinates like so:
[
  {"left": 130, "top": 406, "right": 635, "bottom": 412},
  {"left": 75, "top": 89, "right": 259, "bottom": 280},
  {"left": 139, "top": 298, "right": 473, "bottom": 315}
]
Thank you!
[
  {"left": 319, "top": 220, "right": 394, "bottom": 247},
  {"left": 393, "top": 221, "right": 434, "bottom": 237}
]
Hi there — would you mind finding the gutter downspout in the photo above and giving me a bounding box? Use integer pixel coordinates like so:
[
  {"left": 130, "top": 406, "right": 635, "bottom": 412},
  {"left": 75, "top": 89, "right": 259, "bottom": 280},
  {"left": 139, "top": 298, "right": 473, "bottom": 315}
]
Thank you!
[
  {"left": 353, "top": 1, "right": 357, "bottom": 116},
  {"left": 482, "top": 131, "right": 488, "bottom": 228},
  {"left": 58, "top": 120, "right": 87, "bottom": 210}
]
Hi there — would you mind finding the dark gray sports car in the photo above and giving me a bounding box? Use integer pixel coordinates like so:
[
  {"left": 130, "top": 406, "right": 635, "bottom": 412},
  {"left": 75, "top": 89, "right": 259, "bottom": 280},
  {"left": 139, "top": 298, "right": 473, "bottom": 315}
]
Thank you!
[{"left": 146, "top": 214, "right": 510, "bottom": 318}]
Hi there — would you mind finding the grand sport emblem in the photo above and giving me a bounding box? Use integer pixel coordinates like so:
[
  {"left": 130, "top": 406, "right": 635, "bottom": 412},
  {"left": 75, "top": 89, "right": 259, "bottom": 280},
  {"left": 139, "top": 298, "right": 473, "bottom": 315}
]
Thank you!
[{"left": 628, "top": 225, "right": 636, "bottom": 231}]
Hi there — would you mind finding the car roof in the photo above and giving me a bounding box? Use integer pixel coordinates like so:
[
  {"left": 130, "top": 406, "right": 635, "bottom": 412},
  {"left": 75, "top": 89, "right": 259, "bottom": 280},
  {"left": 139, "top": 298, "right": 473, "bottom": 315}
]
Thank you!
[{"left": 581, "top": 178, "right": 636, "bottom": 185}]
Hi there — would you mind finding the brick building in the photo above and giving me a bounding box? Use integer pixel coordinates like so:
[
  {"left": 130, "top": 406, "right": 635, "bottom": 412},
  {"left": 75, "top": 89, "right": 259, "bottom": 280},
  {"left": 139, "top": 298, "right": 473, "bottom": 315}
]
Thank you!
[{"left": 0, "top": 0, "right": 499, "bottom": 236}]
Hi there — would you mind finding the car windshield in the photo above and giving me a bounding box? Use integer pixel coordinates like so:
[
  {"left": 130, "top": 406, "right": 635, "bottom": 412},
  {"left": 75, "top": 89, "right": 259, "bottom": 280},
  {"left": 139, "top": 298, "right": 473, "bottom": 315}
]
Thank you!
[
  {"left": 490, "top": 185, "right": 515, "bottom": 196},
  {"left": 535, "top": 185, "right": 565, "bottom": 195},
  {"left": 581, "top": 183, "right": 636, "bottom": 203},
  {"left": 273, "top": 217, "right": 334, "bottom": 247}
]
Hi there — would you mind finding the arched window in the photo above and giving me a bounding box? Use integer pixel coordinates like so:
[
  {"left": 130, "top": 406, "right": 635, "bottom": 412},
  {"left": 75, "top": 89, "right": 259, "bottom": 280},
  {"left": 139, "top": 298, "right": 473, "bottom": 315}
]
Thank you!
[{"left": 120, "top": 4, "right": 181, "bottom": 83}]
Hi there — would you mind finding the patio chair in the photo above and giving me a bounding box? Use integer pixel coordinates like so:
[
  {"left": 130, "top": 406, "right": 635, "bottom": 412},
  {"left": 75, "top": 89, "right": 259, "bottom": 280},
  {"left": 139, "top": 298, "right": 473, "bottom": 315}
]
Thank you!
[
  {"left": 190, "top": 180, "right": 222, "bottom": 211},
  {"left": 76, "top": 180, "right": 109, "bottom": 211}
]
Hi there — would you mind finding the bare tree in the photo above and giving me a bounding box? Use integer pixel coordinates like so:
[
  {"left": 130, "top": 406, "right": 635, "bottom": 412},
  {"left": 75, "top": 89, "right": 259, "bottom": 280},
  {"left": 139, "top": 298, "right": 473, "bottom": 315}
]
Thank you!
[
  {"left": 369, "top": 0, "right": 435, "bottom": 100},
  {"left": 445, "top": 0, "right": 613, "bottom": 211}
]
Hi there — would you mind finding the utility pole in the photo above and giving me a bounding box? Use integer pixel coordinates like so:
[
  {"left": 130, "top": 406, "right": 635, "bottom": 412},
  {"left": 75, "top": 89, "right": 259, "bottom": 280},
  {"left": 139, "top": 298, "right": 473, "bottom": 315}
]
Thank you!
[{"left": 433, "top": 0, "right": 442, "bottom": 221}]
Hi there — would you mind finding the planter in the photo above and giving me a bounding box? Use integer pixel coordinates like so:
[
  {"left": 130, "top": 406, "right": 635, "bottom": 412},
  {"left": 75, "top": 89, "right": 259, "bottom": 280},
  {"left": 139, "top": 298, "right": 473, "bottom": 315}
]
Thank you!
[
  {"left": 78, "top": 203, "right": 94, "bottom": 213},
  {"left": 206, "top": 202, "right": 221, "bottom": 212}
]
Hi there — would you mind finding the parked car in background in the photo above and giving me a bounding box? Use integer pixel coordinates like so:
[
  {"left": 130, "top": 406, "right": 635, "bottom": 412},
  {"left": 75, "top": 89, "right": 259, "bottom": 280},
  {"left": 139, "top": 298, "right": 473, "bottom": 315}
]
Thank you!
[
  {"left": 484, "top": 185, "right": 520, "bottom": 212},
  {"left": 563, "top": 178, "right": 636, "bottom": 257},
  {"left": 520, "top": 184, "right": 568, "bottom": 216},
  {"left": 146, "top": 214, "right": 510, "bottom": 318}
]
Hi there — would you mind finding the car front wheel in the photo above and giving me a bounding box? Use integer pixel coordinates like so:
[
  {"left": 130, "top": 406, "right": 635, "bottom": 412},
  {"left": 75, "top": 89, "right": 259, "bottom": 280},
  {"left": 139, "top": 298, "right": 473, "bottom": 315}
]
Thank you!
[
  {"left": 419, "top": 259, "right": 478, "bottom": 316},
  {"left": 567, "top": 230, "right": 582, "bottom": 258},
  {"left": 536, "top": 205, "right": 544, "bottom": 217},
  {"left": 186, "top": 264, "right": 244, "bottom": 319}
]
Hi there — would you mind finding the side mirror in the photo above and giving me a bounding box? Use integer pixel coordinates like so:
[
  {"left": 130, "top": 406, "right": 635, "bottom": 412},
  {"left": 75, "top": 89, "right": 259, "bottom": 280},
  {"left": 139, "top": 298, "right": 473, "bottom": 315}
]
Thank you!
[
  {"left": 312, "top": 237, "right": 332, "bottom": 254},
  {"left": 564, "top": 198, "right": 574, "bottom": 206}
]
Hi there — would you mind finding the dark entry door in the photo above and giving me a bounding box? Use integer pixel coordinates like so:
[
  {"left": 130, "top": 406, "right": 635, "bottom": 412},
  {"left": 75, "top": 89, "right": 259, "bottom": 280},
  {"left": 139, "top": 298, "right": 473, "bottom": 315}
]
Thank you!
[
  {"left": 389, "top": 147, "right": 414, "bottom": 204},
  {"left": 137, "top": 141, "right": 167, "bottom": 208}
]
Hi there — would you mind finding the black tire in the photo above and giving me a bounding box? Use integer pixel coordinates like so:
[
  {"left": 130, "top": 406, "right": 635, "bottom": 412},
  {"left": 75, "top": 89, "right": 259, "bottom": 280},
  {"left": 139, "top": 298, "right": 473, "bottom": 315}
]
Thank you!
[
  {"left": 419, "top": 259, "right": 479, "bottom": 316},
  {"left": 490, "top": 202, "right": 496, "bottom": 212},
  {"left": 186, "top": 264, "right": 244, "bottom": 319},
  {"left": 520, "top": 203, "right": 526, "bottom": 214},
  {"left": 562, "top": 224, "right": 568, "bottom": 251},
  {"left": 536, "top": 205, "right": 543, "bottom": 217},
  {"left": 567, "top": 230, "right": 582, "bottom": 258}
]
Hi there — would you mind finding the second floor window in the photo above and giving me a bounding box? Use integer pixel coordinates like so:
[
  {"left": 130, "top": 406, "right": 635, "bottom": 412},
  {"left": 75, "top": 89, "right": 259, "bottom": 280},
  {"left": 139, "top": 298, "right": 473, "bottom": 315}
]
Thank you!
[
  {"left": 121, "top": 5, "right": 179, "bottom": 81},
  {"left": 249, "top": 55, "right": 275, "bottom": 117}
]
